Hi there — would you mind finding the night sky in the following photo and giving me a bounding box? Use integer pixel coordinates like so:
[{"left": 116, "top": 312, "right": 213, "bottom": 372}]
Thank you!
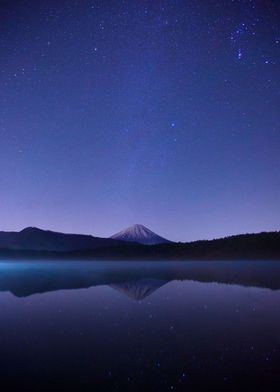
[{"left": 1, "top": 0, "right": 280, "bottom": 241}]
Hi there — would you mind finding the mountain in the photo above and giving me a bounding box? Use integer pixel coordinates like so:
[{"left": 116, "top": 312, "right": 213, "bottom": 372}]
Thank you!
[
  {"left": 0, "top": 227, "right": 135, "bottom": 252},
  {"left": 110, "top": 224, "right": 171, "bottom": 245},
  {"left": 1, "top": 228, "right": 280, "bottom": 260}
]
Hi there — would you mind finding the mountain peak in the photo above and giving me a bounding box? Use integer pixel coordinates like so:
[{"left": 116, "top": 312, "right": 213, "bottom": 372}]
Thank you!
[
  {"left": 20, "top": 227, "right": 44, "bottom": 233},
  {"left": 131, "top": 223, "right": 145, "bottom": 228},
  {"left": 130, "top": 223, "right": 151, "bottom": 232},
  {"left": 110, "top": 224, "right": 171, "bottom": 245}
]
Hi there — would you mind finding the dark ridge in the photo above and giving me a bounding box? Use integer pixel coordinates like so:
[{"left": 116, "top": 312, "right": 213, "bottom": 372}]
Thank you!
[
  {"left": 0, "top": 227, "right": 139, "bottom": 252},
  {"left": 0, "top": 230, "right": 279, "bottom": 260}
]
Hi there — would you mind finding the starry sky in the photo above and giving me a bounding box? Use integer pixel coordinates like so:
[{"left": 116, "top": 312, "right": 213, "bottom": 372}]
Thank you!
[{"left": 1, "top": 0, "right": 280, "bottom": 241}]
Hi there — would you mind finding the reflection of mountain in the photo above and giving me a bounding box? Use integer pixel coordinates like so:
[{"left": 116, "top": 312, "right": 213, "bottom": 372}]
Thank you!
[
  {"left": 1, "top": 261, "right": 280, "bottom": 298},
  {"left": 110, "top": 279, "right": 167, "bottom": 300},
  {"left": 0, "top": 267, "right": 170, "bottom": 298}
]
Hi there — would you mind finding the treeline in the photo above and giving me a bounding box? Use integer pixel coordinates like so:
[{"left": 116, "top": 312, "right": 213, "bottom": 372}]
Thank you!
[{"left": 1, "top": 231, "right": 280, "bottom": 260}]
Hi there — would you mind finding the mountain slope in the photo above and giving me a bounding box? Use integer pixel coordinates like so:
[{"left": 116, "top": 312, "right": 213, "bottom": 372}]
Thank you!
[
  {"left": 0, "top": 227, "right": 134, "bottom": 252},
  {"left": 110, "top": 224, "right": 171, "bottom": 245}
]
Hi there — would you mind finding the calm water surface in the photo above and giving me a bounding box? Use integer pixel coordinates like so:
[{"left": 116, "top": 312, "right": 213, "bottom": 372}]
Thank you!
[{"left": 0, "top": 260, "right": 279, "bottom": 391}]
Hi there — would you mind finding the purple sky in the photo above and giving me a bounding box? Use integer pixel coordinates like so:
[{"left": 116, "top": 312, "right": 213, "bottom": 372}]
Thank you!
[{"left": 1, "top": 1, "right": 280, "bottom": 241}]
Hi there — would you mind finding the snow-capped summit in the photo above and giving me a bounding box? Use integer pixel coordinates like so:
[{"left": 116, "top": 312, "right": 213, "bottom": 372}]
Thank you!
[{"left": 110, "top": 224, "right": 171, "bottom": 245}]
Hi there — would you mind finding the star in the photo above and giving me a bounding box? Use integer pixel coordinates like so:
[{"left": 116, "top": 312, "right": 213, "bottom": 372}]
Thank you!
[{"left": 237, "top": 48, "right": 242, "bottom": 60}]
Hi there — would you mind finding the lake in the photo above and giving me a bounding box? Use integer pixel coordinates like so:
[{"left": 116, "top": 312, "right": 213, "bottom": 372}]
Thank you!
[{"left": 0, "top": 260, "right": 279, "bottom": 391}]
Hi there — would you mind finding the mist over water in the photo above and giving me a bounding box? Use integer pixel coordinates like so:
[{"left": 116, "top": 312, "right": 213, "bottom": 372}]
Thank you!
[{"left": 0, "top": 260, "right": 280, "bottom": 391}]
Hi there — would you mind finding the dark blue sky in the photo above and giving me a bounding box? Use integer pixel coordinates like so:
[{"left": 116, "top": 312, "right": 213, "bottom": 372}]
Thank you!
[{"left": 1, "top": 0, "right": 280, "bottom": 241}]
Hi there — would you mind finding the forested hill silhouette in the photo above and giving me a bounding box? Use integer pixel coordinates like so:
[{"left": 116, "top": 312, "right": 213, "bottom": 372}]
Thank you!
[
  {"left": 0, "top": 231, "right": 280, "bottom": 260},
  {"left": 0, "top": 226, "right": 135, "bottom": 252}
]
